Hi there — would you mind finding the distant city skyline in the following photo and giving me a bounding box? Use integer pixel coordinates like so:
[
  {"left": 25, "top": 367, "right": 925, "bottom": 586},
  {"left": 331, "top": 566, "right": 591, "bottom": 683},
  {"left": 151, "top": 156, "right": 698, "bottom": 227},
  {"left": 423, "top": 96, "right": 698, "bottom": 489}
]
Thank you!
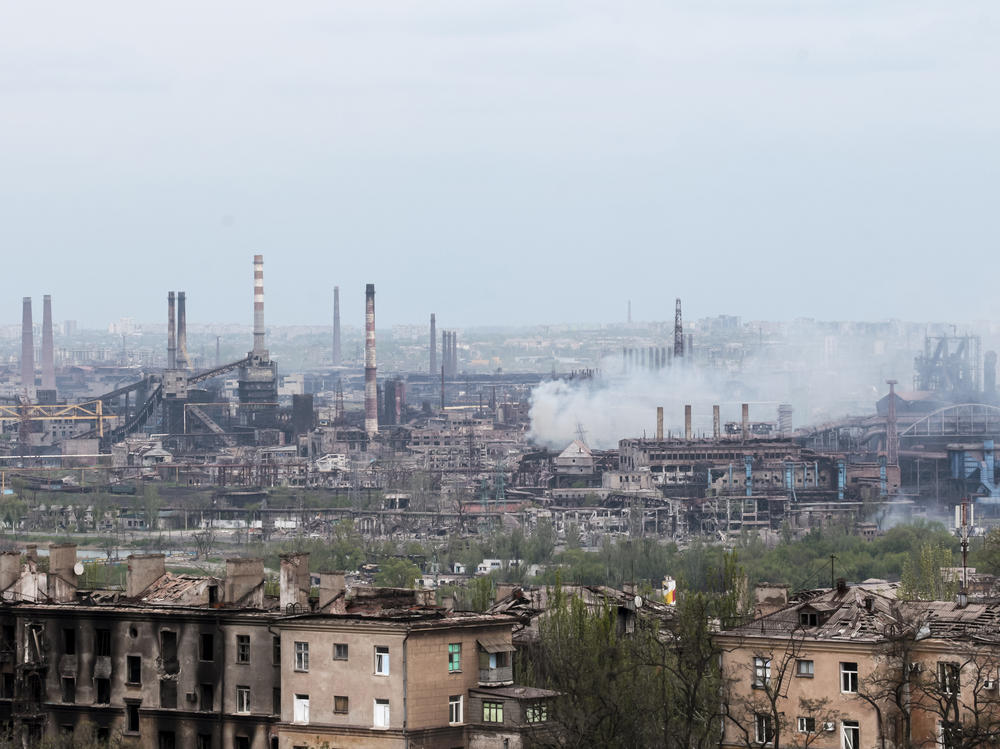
[{"left": 2, "top": 2, "right": 997, "bottom": 327}]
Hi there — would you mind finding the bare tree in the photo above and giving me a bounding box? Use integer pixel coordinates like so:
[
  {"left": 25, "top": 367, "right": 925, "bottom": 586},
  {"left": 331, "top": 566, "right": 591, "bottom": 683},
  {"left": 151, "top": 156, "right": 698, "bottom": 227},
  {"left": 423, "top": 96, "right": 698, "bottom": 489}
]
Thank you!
[{"left": 724, "top": 628, "right": 841, "bottom": 749}]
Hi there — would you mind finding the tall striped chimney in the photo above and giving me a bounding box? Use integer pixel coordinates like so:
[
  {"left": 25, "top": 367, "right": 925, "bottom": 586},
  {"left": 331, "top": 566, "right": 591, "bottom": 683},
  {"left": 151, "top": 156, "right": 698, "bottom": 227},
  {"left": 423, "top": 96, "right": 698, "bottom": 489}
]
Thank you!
[
  {"left": 167, "top": 292, "right": 176, "bottom": 369},
  {"left": 429, "top": 313, "right": 437, "bottom": 376},
  {"left": 332, "top": 286, "right": 342, "bottom": 366},
  {"left": 253, "top": 254, "right": 265, "bottom": 355},
  {"left": 176, "top": 291, "right": 189, "bottom": 370},
  {"left": 364, "top": 283, "right": 378, "bottom": 437},
  {"left": 41, "top": 295, "right": 55, "bottom": 390},
  {"left": 21, "top": 297, "right": 34, "bottom": 397}
]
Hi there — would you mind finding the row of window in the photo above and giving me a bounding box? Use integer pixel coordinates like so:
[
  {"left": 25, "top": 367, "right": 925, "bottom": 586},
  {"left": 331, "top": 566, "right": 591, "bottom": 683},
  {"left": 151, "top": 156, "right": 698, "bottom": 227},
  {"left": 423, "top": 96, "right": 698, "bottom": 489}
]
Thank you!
[
  {"left": 753, "top": 657, "right": 858, "bottom": 693},
  {"left": 754, "top": 714, "right": 859, "bottom": 749}
]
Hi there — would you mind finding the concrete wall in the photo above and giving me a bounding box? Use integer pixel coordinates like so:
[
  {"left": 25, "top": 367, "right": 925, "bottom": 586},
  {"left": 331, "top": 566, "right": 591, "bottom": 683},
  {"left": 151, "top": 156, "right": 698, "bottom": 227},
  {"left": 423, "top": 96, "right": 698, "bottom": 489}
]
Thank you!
[{"left": 279, "top": 625, "right": 406, "bottom": 732}]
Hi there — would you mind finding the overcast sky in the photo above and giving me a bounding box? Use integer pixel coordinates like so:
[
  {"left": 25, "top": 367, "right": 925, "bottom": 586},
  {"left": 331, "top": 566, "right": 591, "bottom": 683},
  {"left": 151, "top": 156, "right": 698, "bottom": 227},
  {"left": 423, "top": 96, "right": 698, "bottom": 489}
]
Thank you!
[{"left": 1, "top": 1, "right": 998, "bottom": 329}]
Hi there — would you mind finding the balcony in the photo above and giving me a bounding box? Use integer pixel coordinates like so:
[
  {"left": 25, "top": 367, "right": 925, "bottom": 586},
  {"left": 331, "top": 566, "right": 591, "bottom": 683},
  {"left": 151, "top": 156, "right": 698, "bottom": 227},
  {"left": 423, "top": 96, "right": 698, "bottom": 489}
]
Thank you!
[{"left": 478, "top": 665, "right": 513, "bottom": 686}]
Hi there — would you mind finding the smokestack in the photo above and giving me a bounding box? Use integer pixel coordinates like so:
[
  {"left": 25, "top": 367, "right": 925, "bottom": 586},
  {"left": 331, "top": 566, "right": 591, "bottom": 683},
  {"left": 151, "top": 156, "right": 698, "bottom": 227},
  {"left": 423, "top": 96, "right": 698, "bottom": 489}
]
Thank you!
[
  {"left": 176, "top": 291, "right": 189, "bottom": 370},
  {"left": 364, "top": 283, "right": 378, "bottom": 437},
  {"left": 886, "top": 379, "right": 899, "bottom": 467},
  {"left": 430, "top": 313, "right": 437, "bottom": 376},
  {"left": 713, "top": 405, "right": 721, "bottom": 439},
  {"left": 21, "top": 297, "right": 34, "bottom": 396},
  {"left": 684, "top": 405, "right": 692, "bottom": 441},
  {"left": 986, "top": 351, "right": 997, "bottom": 395},
  {"left": 332, "top": 286, "right": 342, "bottom": 367},
  {"left": 451, "top": 331, "right": 458, "bottom": 376},
  {"left": 167, "top": 292, "right": 176, "bottom": 369},
  {"left": 656, "top": 407, "right": 664, "bottom": 441},
  {"left": 41, "top": 295, "right": 55, "bottom": 390},
  {"left": 252, "top": 254, "right": 265, "bottom": 355},
  {"left": 441, "top": 364, "right": 446, "bottom": 411},
  {"left": 741, "top": 403, "right": 750, "bottom": 442},
  {"left": 673, "top": 298, "right": 684, "bottom": 358}
]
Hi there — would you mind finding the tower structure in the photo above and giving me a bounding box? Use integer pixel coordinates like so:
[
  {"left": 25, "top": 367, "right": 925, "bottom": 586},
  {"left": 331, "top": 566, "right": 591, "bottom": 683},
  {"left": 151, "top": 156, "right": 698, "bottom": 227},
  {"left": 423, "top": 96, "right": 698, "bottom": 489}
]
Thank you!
[
  {"left": 332, "top": 286, "right": 342, "bottom": 367},
  {"left": 20, "top": 297, "right": 34, "bottom": 398},
  {"left": 238, "top": 255, "right": 278, "bottom": 425},
  {"left": 364, "top": 283, "right": 378, "bottom": 438},
  {"left": 673, "top": 298, "right": 684, "bottom": 359}
]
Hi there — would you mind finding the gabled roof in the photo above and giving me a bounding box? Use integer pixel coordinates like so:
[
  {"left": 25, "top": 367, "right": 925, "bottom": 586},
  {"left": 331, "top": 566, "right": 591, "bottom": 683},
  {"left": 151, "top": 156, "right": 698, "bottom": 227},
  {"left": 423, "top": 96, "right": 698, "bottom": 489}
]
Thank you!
[{"left": 558, "top": 440, "right": 593, "bottom": 459}]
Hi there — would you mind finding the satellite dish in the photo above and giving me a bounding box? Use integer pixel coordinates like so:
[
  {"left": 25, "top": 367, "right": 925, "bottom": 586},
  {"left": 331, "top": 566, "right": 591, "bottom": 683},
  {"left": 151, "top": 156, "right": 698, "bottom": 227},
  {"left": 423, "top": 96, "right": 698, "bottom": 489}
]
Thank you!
[
  {"left": 634, "top": 595, "right": 643, "bottom": 608},
  {"left": 73, "top": 562, "right": 85, "bottom": 576}
]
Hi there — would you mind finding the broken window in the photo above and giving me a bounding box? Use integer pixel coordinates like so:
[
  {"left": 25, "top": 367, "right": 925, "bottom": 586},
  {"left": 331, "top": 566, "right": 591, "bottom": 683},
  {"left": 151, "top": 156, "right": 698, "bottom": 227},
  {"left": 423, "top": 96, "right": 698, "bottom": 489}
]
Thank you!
[
  {"left": 61, "top": 677, "right": 75, "bottom": 703},
  {"left": 95, "top": 678, "right": 110, "bottom": 705},
  {"left": 160, "top": 680, "right": 176, "bottom": 709},
  {"left": 94, "top": 629, "right": 111, "bottom": 657},
  {"left": 199, "top": 683, "right": 214, "bottom": 712},
  {"left": 126, "top": 702, "right": 140, "bottom": 733},
  {"left": 236, "top": 635, "right": 250, "bottom": 664},
  {"left": 62, "top": 628, "right": 76, "bottom": 655},
  {"left": 200, "top": 633, "right": 214, "bottom": 662}
]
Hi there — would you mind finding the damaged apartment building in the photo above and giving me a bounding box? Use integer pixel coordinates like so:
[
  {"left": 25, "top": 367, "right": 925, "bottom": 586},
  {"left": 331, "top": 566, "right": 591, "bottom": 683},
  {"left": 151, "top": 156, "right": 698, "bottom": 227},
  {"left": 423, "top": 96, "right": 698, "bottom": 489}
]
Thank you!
[{"left": 0, "top": 545, "right": 553, "bottom": 749}]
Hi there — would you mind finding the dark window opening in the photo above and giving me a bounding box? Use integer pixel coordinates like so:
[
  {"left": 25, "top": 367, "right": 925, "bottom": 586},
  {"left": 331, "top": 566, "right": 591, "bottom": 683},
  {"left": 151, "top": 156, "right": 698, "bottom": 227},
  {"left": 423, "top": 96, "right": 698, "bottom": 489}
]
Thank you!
[
  {"left": 272, "top": 687, "right": 281, "bottom": 715},
  {"left": 160, "top": 631, "right": 177, "bottom": 661},
  {"left": 159, "top": 731, "right": 176, "bottom": 749},
  {"left": 160, "top": 679, "right": 177, "bottom": 709},
  {"left": 197, "top": 735, "right": 212, "bottom": 749},
  {"left": 208, "top": 585, "right": 218, "bottom": 604},
  {"left": 200, "top": 683, "right": 214, "bottom": 712},
  {"left": 200, "top": 633, "right": 215, "bottom": 661},
  {"left": 95, "top": 628, "right": 112, "bottom": 657},
  {"left": 63, "top": 628, "right": 76, "bottom": 655},
  {"left": 95, "top": 678, "right": 111, "bottom": 704},
  {"left": 126, "top": 655, "right": 141, "bottom": 684},
  {"left": 126, "top": 703, "right": 140, "bottom": 733},
  {"left": 61, "top": 677, "right": 75, "bottom": 703},
  {"left": 1, "top": 674, "right": 13, "bottom": 699},
  {"left": 235, "top": 737, "right": 250, "bottom": 749}
]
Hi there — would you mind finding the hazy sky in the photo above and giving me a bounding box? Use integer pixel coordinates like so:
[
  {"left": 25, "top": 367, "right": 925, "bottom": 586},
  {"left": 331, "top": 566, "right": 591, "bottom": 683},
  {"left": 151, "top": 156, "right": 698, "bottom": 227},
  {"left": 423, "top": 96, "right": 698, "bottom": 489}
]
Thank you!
[{"left": 2, "top": 1, "right": 998, "bottom": 329}]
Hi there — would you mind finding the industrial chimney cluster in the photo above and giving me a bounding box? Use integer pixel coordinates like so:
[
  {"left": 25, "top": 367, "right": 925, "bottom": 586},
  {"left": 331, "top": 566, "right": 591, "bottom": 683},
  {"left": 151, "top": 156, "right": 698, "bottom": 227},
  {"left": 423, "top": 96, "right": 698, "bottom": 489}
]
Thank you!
[
  {"left": 19, "top": 295, "right": 57, "bottom": 401},
  {"left": 441, "top": 330, "right": 458, "bottom": 377},
  {"left": 621, "top": 297, "right": 692, "bottom": 372},
  {"left": 166, "top": 291, "right": 191, "bottom": 370}
]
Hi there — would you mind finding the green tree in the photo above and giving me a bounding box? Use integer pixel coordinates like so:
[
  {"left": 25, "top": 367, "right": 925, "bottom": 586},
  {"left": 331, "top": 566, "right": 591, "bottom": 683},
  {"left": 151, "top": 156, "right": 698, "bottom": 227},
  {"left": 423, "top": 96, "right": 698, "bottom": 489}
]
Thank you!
[
  {"left": 375, "top": 558, "right": 421, "bottom": 588},
  {"left": 899, "top": 542, "right": 957, "bottom": 600}
]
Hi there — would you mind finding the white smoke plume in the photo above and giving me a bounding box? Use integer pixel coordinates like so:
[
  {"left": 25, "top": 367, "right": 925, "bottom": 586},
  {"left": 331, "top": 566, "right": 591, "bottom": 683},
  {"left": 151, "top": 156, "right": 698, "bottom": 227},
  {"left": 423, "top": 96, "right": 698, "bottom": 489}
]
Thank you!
[{"left": 528, "top": 351, "right": 887, "bottom": 450}]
